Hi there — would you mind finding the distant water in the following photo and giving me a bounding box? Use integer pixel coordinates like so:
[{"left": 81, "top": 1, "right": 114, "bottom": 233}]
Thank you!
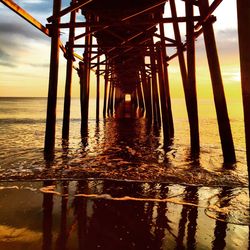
[
  {"left": 0, "top": 97, "right": 248, "bottom": 186},
  {"left": 0, "top": 97, "right": 249, "bottom": 249}
]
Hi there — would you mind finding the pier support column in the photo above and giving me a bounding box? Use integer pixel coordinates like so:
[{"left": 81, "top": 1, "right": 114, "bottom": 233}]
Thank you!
[
  {"left": 150, "top": 43, "right": 161, "bottom": 126},
  {"left": 159, "top": 19, "right": 174, "bottom": 138},
  {"left": 170, "top": 0, "right": 200, "bottom": 154},
  {"left": 156, "top": 42, "right": 170, "bottom": 143},
  {"left": 198, "top": 0, "right": 236, "bottom": 163},
  {"left": 107, "top": 80, "right": 112, "bottom": 116},
  {"left": 80, "top": 16, "right": 92, "bottom": 136},
  {"left": 186, "top": 1, "right": 200, "bottom": 153},
  {"left": 137, "top": 82, "right": 145, "bottom": 113},
  {"left": 141, "top": 67, "right": 152, "bottom": 120},
  {"left": 62, "top": 0, "right": 76, "bottom": 140},
  {"left": 103, "top": 62, "right": 109, "bottom": 118},
  {"left": 237, "top": 0, "right": 250, "bottom": 178},
  {"left": 110, "top": 82, "right": 115, "bottom": 116},
  {"left": 96, "top": 56, "right": 100, "bottom": 121},
  {"left": 44, "top": 0, "right": 61, "bottom": 154}
]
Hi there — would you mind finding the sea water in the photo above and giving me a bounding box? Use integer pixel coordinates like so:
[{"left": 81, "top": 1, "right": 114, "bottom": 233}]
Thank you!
[{"left": 0, "top": 97, "right": 249, "bottom": 249}]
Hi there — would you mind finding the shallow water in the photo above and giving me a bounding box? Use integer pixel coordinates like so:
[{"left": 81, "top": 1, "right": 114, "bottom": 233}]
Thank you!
[
  {"left": 0, "top": 97, "right": 249, "bottom": 249},
  {"left": 0, "top": 180, "right": 248, "bottom": 250}
]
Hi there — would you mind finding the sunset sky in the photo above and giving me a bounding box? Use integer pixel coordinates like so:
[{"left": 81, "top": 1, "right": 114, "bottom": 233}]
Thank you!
[{"left": 0, "top": 0, "right": 241, "bottom": 100}]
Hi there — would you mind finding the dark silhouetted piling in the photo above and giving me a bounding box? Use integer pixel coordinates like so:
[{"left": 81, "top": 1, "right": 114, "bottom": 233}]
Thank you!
[
  {"left": 156, "top": 42, "right": 170, "bottom": 142},
  {"left": 237, "top": 0, "right": 250, "bottom": 182},
  {"left": 141, "top": 67, "right": 152, "bottom": 120},
  {"left": 62, "top": 0, "right": 76, "bottom": 140},
  {"left": 96, "top": 55, "right": 100, "bottom": 121},
  {"left": 159, "top": 19, "right": 174, "bottom": 137},
  {"left": 199, "top": 0, "right": 236, "bottom": 164},
  {"left": 150, "top": 43, "right": 161, "bottom": 126},
  {"left": 170, "top": 0, "right": 200, "bottom": 154},
  {"left": 44, "top": 0, "right": 61, "bottom": 154},
  {"left": 80, "top": 17, "right": 92, "bottom": 135},
  {"left": 103, "top": 63, "right": 109, "bottom": 118},
  {"left": 137, "top": 82, "right": 145, "bottom": 113},
  {"left": 186, "top": 1, "right": 200, "bottom": 153}
]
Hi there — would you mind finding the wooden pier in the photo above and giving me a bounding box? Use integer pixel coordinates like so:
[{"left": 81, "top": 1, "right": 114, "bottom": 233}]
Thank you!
[{"left": 1, "top": 0, "right": 250, "bottom": 181}]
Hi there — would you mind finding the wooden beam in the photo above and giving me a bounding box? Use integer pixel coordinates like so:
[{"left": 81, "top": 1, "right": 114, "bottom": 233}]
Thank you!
[
  {"left": 44, "top": 0, "right": 61, "bottom": 154},
  {"left": 199, "top": 0, "right": 236, "bottom": 164},
  {"left": 0, "top": 0, "right": 50, "bottom": 36},
  {"left": 186, "top": 0, "right": 200, "bottom": 153},
  {"left": 122, "top": 0, "right": 168, "bottom": 22},
  {"left": 237, "top": 0, "right": 250, "bottom": 180},
  {"left": 47, "top": 0, "right": 93, "bottom": 23},
  {"left": 48, "top": 16, "right": 201, "bottom": 29},
  {"left": 170, "top": 0, "right": 201, "bottom": 153},
  {"left": 154, "top": 33, "right": 177, "bottom": 44},
  {"left": 159, "top": 20, "right": 174, "bottom": 138},
  {"left": 62, "top": 0, "right": 76, "bottom": 140}
]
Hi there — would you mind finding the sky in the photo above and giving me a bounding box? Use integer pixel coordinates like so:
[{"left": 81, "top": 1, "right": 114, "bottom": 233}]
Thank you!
[{"left": 0, "top": 0, "right": 242, "bottom": 100}]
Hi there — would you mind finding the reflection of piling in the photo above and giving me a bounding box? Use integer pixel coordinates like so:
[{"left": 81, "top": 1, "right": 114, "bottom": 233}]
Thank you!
[
  {"left": 44, "top": 0, "right": 61, "bottom": 154},
  {"left": 56, "top": 182, "right": 69, "bottom": 250},
  {"left": 75, "top": 181, "right": 88, "bottom": 250},
  {"left": 211, "top": 188, "right": 231, "bottom": 250},
  {"left": 237, "top": 0, "right": 250, "bottom": 182},
  {"left": 42, "top": 181, "right": 54, "bottom": 250},
  {"left": 198, "top": 0, "right": 236, "bottom": 164},
  {"left": 176, "top": 186, "right": 198, "bottom": 249}
]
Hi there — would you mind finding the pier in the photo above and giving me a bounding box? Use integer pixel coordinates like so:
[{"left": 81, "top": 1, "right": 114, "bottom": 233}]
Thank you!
[{"left": 1, "top": 0, "right": 250, "bottom": 179}]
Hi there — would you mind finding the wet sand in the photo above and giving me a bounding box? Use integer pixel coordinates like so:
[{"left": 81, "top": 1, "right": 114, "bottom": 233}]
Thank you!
[{"left": 0, "top": 180, "right": 248, "bottom": 250}]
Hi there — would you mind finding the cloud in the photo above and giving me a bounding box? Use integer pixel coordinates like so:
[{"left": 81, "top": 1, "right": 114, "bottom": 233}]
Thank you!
[
  {"left": 14, "top": 0, "right": 52, "bottom": 14},
  {"left": 0, "top": 62, "right": 17, "bottom": 68},
  {"left": 0, "top": 7, "right": 50, "bottom": 68}
]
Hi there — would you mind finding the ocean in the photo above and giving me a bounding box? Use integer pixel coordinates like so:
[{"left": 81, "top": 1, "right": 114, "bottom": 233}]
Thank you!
[{"left": 0, "top": 97, "right": 249, "bottom": 249}]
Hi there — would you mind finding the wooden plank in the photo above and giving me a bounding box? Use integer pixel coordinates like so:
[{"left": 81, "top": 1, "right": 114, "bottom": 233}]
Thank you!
[
  {"left": 0, "top": 0, "right": 50, "bottom": 36},
  {"left": 47, "top": 0, "right": 93, "bottom": 23}
]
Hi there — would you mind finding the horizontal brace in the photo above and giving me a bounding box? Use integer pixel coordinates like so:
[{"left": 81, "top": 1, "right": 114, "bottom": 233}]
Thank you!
[
  {"left": 47, "top": 16, "right": 201, "bottom": 29},
  {"left": 73, "top": 43, "right": 177, "bottom": 49}
]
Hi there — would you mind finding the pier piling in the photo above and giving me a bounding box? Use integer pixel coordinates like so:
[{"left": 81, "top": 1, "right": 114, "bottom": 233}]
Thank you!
[
  {"left": 199, "top": 0, "right": 236, "bottom": 164},
  {"left": 44, "top": 0, "right": 61, "bottom": 154}
]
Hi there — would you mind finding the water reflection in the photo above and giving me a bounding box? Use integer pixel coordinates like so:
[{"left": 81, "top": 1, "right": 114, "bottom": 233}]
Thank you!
[{"left": 16, "top": 180, "right": 245, "bottom": 250}]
